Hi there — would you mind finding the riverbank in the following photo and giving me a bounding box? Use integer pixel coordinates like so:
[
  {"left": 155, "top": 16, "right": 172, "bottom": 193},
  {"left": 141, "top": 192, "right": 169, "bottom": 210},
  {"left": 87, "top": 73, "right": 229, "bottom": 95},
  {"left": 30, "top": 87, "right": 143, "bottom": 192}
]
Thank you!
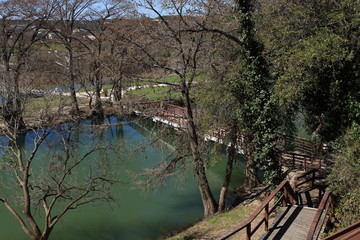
[
  {"left": 165, "top": 186, "right": 275, "bottom": 240},
  {"left": 0, "top": 98, "right": 121, "bottom": 133}
]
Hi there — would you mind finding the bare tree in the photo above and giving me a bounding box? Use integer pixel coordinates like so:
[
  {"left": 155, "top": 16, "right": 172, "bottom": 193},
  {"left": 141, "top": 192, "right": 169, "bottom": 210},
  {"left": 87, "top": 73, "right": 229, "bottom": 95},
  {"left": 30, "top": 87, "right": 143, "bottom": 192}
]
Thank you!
[
  {"left": 0, "top": 123, "right": 116, "bottom": 240},
  {"left": 105, "top": 17, "right": 153, "bottom": 108},
  {"left": 78, "top": 0, "right": 131, "bottom": 117},
  {"left": 0, "top": 0, "right": 54, "bottom": 131},
  {"left": 131, "top": 0, "right": 223, "bottom": 217},
  {"left": 48, "top": 0, "right": 95, "bottom": 115}
]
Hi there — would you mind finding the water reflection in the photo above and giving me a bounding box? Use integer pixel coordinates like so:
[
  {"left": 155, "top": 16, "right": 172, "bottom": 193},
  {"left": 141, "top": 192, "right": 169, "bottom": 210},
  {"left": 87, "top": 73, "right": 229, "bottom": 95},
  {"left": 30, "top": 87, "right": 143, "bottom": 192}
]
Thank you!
[{"left": 0, "top": 116, "right": 245, "bottom": 240}]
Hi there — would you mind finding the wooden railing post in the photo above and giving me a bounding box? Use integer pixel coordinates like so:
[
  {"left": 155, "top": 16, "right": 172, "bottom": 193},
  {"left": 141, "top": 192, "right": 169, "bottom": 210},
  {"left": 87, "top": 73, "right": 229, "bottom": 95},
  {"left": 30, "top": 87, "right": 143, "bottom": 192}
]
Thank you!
[
  {"left": 283, "top": 188, "right": 288, "bottom": 206},
  {"left": 292, "top": 153, "right": 295, "bottom": 169},
  {"left": 265, "top": 204, "right": 269, "bottom": 231},
  {"left": 311, "top": 170, "right": 315, "bottom": 188},
  {"left": 217, "top": 180, "right": 298, "bottom": 240},
  {"left": 246, "top": 223, "right": 251, "bottom": 240}
]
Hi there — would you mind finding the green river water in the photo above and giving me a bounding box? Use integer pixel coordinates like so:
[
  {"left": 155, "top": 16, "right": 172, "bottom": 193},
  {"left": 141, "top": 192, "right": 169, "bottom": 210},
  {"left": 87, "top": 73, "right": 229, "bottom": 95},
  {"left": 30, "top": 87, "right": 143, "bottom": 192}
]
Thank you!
[{"left": 0, "top": 116, "right": 245, "bottom": 240}]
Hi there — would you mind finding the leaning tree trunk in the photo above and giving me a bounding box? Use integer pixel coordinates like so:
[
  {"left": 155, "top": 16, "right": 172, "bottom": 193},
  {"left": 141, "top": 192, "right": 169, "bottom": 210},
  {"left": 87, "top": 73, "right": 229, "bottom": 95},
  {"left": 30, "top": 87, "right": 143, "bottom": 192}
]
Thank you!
[
  {"left": 218, "top": 122, "right": 238, "bottom": 212},
  {"left": 182, "top": 84, "right": 217, "bottom": 217}
]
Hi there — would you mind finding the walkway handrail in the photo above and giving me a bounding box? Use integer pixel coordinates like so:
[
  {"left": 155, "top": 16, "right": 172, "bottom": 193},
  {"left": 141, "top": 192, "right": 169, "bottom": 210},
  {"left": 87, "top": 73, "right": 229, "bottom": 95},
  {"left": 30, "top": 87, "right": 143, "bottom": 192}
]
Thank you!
[
  {"left": 323, "top": 221, "right": 360, "bottom": 240},
  {"left": 296, "top": 169, "right": 319, "bottom": 189},
  {"left": 279, "top": 151, "right": 321, "bottom": 171},
  {"left": 306, "top": 191, "right": 334, "bottom": 240},
  {"left": 217, "top": 180, "right": 297, "bottom": 240},
  {"left": 276, "top": 132, "right": 327, "bottom": 157}
]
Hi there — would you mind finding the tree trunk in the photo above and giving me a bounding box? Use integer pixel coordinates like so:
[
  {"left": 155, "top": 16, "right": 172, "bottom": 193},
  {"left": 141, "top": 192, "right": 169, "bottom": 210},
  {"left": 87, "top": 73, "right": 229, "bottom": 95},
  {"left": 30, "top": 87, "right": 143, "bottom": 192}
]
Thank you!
[
  {"left": 40, "top": 226, "right": 53, "bottom": 240},
  {"left": 13, "top": 65, "right": 26, "bottom": 131},
  {"left": 112, "top": 77, "right": 122, "bottom": 102},
  {"left": 92, "top": 41, "right": 104, "bottom": 117},
  {"left": 182, "top": 84, "right": 217, "bottom": 217},
  {"left": 67, "top": 48, "right": 80, "bottom": 115},
  {"left": 218, "top": 122, "right": 237, "bottom": 212},
  {"left": 243, "top": 133, "right": 260, "bottom": 189},
  {"left": 1, "top": 58, "right": 26, "bottom": 131},
  {"left": 93, "top": 70, "right": 104, "bottom": 118}
]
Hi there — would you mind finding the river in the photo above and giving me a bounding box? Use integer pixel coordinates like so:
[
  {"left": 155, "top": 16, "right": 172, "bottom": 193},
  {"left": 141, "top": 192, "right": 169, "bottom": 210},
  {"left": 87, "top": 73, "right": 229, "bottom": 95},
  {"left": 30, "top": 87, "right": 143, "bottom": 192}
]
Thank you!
[{"left": 0, "top": 116, "right": 245, "bottom": 240}]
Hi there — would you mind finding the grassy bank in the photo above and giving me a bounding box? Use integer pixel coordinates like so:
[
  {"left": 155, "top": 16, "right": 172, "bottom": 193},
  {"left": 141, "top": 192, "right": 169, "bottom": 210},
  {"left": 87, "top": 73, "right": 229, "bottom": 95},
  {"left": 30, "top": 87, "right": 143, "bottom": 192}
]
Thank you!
[
  {"left": 23, "top": 95, "right": 89, "bottom": 118},
  {"left": 166, "top": 201, "right": 262, "bottom": 240}
]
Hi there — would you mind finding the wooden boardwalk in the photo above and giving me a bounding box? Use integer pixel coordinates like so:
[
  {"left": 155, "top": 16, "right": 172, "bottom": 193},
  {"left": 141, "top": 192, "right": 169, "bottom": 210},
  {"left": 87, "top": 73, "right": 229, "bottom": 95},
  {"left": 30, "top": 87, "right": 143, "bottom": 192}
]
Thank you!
[{"left": 259, "top": 205, "right": 318, "bottom": 240}]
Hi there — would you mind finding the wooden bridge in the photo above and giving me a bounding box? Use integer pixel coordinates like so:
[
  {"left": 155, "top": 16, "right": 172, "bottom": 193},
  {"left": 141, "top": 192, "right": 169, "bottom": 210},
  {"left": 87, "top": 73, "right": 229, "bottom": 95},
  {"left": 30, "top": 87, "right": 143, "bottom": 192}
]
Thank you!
[
  {"left": 130, "top": 98, "right": 326, "bottom": 170},
  {"left": 217, "top": 170, "right": 333, "bottom": 240},
  {"left": 216, "top": 168, "right": 360, "bottom": 240}
]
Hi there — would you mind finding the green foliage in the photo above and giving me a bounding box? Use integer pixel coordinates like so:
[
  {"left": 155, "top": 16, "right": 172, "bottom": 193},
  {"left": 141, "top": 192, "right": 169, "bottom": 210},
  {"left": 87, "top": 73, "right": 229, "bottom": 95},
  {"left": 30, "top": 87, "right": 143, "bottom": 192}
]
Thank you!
[
  {"left": 328, "top": 123, "right": 360, "bottom": 231},
  {"left": 231, "top": 0, "right": 282, "bottom": 185},
  {"left": 259, "top": 0, "right": 360, "bottom": 142},
  {"left": 194, "top": 74, "right": 238, "bottom": 134}
]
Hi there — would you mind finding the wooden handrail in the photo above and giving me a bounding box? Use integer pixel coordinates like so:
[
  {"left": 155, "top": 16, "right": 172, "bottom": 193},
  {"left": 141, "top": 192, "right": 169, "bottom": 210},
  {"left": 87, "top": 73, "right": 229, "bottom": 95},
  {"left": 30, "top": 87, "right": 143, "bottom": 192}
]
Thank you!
[
  {"left": 296, "top": 169, "right": 318, "bottom": 189},
  {"left": 279, "top": 151, "right": 321, "bottom": 171},
  {"left": 306, "top": 192, "right": 334, "bottom": 240},
  {"left": 324, "top": 221, "right": 360, "bottom": 240},
  {"left": 129, "top": 98, "right": 327, "bottom": 160},
  {"left": 217, "top": 180, "right": 297, "bottom": 240},
  {"left": 275, "top": 132, "right": 326, "bottom": 157}
]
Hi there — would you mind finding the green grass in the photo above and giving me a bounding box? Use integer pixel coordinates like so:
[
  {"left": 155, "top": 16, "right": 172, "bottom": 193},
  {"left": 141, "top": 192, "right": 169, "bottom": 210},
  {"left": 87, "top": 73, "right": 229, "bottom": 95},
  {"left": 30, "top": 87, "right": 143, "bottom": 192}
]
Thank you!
[
  {"left": 159, "top": 75, "right": 182, "bottom": 84},
  {"left": 131, "top": 86, "right": 182, "bottom": 101},
  {"left": 23, "top": 95, "right": 88, "bottom": 117},
  {"left": 167, "top": 204, "right": 254, "bottom": 240},
  {"left": 35, "top": 42, "right": 65, "bottom": 51},
  {"left": 153, "top": 73, "right": 205, "bottom": 84},
  {"left": 102, "top": 84, "right": 113, "bottom": 90}
]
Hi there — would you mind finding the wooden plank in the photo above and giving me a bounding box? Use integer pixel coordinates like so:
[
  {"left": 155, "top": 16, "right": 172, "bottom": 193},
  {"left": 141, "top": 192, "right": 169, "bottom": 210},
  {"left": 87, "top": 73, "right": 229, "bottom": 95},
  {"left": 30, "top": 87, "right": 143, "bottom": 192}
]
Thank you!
[{"left": 259, "top": 206, "right": 318, "bottom": 240}]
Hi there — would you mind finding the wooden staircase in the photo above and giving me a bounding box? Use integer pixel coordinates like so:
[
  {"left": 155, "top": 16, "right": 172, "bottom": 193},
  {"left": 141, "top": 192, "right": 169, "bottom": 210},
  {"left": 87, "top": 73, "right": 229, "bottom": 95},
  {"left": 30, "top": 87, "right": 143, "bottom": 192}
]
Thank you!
[{"left": 217, "top": 170, "right": 333, "bottom": 240}]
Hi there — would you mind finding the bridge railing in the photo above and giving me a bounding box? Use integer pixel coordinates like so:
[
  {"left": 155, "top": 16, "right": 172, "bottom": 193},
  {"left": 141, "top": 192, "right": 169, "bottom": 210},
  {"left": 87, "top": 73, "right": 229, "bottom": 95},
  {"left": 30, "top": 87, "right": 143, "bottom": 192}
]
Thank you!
[
  {"left": 276, "top": 133, "right": 327, "bottom": 157},
  {"left": 278, "top": 151, "right": 322, "bottom": 171},
  {"left": 295, "top": 169, "right": 319, "bottom": 189},
  {"left": 323, "top": 221, "right": 360, "bottom": 240},
  {"left": 306, "top": 191, "right": 334, "bottom": 240},
  {"left": 217, "top": 180, "right": 297, "bottom": 240}
]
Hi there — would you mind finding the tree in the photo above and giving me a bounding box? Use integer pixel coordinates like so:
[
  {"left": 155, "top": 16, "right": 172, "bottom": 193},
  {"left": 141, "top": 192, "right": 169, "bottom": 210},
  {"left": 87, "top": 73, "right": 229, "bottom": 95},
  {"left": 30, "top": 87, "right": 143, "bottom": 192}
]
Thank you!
[
  {"left": 132, "top": 0, "right": 220, "bottom": 217},
  {"left": 49, "top": 0, "right": 95, "bottom": 115},
  {"left": 196, "top": 76, "right": 241, "bottom": 212},
  {"left": 258, "top": 0, "right": 360, "bottom": 142},
  {"left": 78, "top": 0, "right": 131, "bottom": 117},
  {"left": 194, "top": 0, "right": 282, "bottom": 187},
  {"left": 228, "top": 0, "right": 282, "bottom": 187},
  {"left": 105, "top": 18, "right": 140, "bottom": 106},
  {"left": 133, "top": 0, "right": 283, "bottom": 216},
  {"left": 0, "top": 0, "right": 53, "bottom": 131},
  {"left": 0, "top": 122, "right": 115, "bottom": 240},
  {"left": 194, "top": 22, "right": 245, "bottom": 211}
]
